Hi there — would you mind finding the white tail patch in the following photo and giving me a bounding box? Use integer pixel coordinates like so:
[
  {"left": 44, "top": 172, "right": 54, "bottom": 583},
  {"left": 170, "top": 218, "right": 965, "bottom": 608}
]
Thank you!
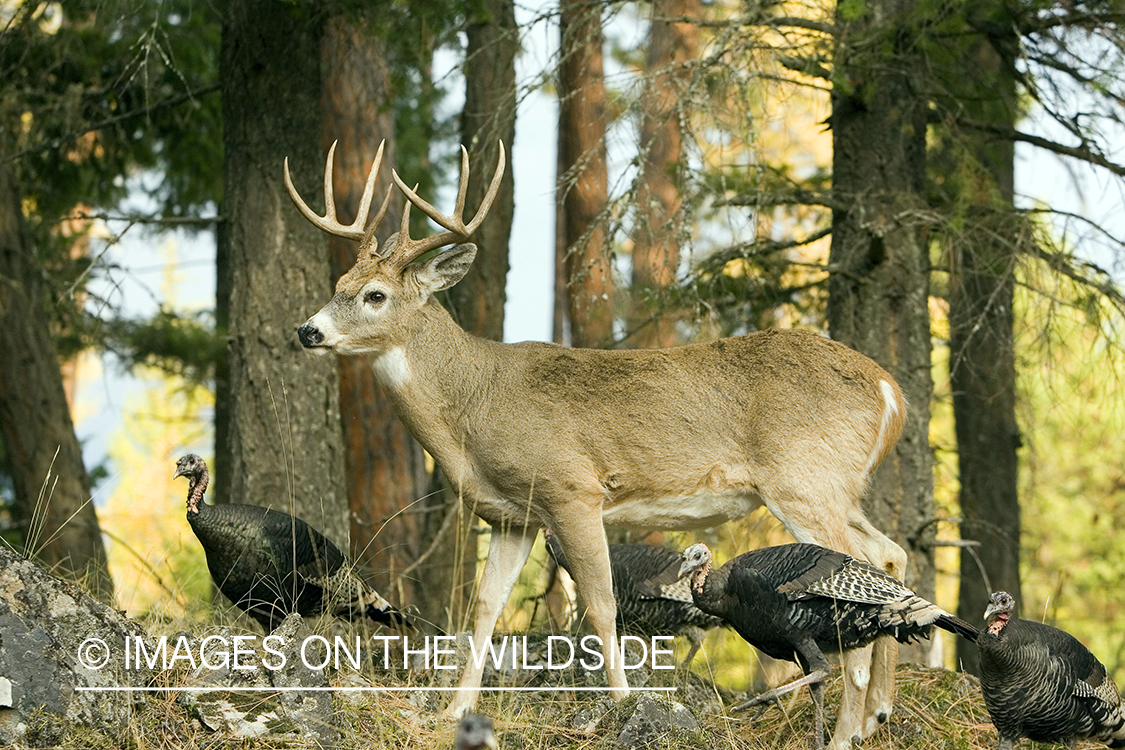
[{"left": 863, "top": 380, "right": 901, "bottom": 476}]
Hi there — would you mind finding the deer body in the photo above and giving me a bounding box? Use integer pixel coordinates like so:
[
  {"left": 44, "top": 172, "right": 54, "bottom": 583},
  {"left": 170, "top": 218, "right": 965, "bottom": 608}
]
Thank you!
[{"left": 289, "top": 142, "right": 909, "bottom": 750}]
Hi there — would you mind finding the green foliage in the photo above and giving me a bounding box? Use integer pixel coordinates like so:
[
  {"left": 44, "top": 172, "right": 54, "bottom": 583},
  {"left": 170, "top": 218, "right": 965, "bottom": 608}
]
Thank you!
[
  {"left": 100, "top": 310, "right": 221, "bottom": 385},
  {"left": 3, "top": 1, "right": 222, "bottom": 224},
  {"left": 1013, "top": 282, "right": 1125, "bottom": 680}
]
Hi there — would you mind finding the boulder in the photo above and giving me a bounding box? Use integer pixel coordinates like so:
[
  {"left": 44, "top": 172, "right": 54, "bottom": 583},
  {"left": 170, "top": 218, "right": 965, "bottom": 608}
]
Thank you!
[
  {"left": 176, "top": 614, "right": 338, "bottom": 745},
  {"left": 0, "top": 546, "right": 152, "bottom": 746}
]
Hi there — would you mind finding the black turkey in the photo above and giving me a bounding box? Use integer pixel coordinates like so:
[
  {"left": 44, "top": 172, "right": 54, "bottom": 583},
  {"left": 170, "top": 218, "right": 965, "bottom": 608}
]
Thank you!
[
  {"left": 544, "top": 529, "right": 724, "bottom": 671},
  {"left": 455, "top": 714, "right": 497, "bottom": 750},
  {"left": 978, "top": 590, "right": 1125, "bottom": 750},
  {"left": 174, "top": 453, "right": 411, "bottom": 632},
  {"left": 677, "top": 541, "right": 978, "bottom": 747}
]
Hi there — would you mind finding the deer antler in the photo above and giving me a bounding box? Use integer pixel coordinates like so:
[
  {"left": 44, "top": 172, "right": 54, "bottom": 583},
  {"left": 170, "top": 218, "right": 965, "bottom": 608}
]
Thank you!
[
  {"left": 386, "top": 141, "right": 506, "bottom": 269},
  {"left": 284, "top": 139, "right": 393, "bottom": 244}
]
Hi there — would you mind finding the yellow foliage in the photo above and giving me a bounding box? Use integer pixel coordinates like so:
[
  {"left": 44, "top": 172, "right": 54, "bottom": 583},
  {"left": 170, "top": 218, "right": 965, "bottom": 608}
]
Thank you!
[{"left": 99, "top": 369, "right": 213, "bottom": 622}]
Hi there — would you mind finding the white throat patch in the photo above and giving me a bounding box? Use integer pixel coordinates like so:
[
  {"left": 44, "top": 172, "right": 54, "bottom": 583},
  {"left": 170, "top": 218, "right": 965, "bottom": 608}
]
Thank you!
[{"left": 372, "top": 347, "right": 412, "bottom": 388}]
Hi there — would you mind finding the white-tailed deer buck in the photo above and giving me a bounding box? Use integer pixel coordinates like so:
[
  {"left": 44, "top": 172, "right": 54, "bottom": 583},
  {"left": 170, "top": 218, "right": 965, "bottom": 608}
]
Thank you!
[{"left": 288, "top": 141, "right": 909, "bottom": 750}]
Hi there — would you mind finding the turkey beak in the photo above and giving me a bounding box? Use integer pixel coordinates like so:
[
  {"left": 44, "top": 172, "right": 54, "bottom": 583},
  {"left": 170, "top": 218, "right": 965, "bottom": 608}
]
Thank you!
[
  {"left": 173, "top": 467, "right": 188, "bottom": 479},
  {"left": 678, "top": 558, "right": 693, "bottom": 578},
  {"left": 983, "top": 601, "right": 1000, "bottom": 620},
  {"left": 484, "top": 734, "right": 498, "bottom": 750}
]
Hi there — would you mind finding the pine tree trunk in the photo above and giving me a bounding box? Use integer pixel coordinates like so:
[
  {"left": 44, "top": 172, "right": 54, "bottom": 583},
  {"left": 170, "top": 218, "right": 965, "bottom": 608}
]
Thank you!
[
  {"left": 218, "top": 0, "right": 348, "bottom": 547},
  {"left": 631, "top": 0, "right": 698, "bottom": 349},
  {"left": 949, "top": 19, "right": 1021, "bottom": 675},
  {"left": 0, "top": 130, "right": 113, "bottom": 602},
  {"left": 828, "top": 0, "right": 936, "bottom": 626},
  {"left": 319, "top": 13, "right": 430, "bottom": 605},
  {"left": 558, "top": 0, "right": 614, "bottom": 348}
]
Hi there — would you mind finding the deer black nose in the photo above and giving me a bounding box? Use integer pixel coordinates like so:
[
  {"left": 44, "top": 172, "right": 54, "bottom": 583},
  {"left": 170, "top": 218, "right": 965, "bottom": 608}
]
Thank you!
[{"left": 297, "top": 322, "right": 324, "bottom": 348}]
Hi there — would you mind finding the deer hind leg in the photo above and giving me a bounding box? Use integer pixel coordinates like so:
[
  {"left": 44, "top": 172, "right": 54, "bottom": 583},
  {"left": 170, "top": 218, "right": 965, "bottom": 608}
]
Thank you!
[
  {"left": 550, "top": 512, "right": 629, "bottom": 700},
  {"left": 444, "top": 522, "right": 538, "bottom": 719}
]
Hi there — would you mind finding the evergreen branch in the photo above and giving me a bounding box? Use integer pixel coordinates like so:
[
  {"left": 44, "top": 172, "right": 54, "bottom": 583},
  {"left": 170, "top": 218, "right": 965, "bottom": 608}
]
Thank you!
[
  {"left": 61, "top": 211, "right": 221, "bottom": 228},
  {"left": 716, "top": 188, "right": 846, "bottom": 211},
  {"left": 686, "top": 14, "right": 837, "bottom": 35},
  {"left": 0, "top": 83, "right": 221, "bottom": 167},
  {"left": 959, "top": 119, "right": 1125, "bottom": 177},
  {"left": 1021, "top": 245, "right": 1125, "bottom": 311},
  {"left": 698, "top": 227, "right": 832, "bottom": 272}
]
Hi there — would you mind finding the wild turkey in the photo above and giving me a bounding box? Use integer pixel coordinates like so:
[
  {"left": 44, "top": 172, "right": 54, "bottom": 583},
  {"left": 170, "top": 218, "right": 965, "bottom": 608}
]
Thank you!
[
  {"left": 676, "top": 542, "right": 978, "bottom": 747},
  {"left": 455, "top": 714, "right": 497, "bottom": 750},
  {"left": 978, "top": 590, "right": 1125, "bottom": 750},
  {"left": 544, "top": 530, "right": 724, "bottom": 671},
  {"left": 174, "top": 453, "right": 411, "bottom": 632}
]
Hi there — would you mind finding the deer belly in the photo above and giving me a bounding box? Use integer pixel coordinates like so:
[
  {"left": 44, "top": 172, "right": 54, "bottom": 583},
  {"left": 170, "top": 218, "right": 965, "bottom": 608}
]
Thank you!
[{"left": 601, "top": 490, "right": 763, "bottom": 530}]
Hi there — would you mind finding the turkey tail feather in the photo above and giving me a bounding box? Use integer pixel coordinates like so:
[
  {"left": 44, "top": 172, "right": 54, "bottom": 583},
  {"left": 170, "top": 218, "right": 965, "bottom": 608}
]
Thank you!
[{"left": 936, "top": 613, "right": 979, "bottom": 642}]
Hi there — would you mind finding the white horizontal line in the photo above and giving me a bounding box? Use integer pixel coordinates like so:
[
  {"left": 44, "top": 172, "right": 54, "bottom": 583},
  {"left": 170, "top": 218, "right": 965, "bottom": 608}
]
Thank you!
[{"left": 77, "top": 686, "right": 677, "bottom": 693}]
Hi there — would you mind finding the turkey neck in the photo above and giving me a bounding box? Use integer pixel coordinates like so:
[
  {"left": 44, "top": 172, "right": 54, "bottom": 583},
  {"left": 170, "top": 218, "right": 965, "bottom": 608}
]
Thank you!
[
  {"left": 186, "top": 466, "right": 209, "bottom": 515},
  {"left": 690, "top": 560, "right": 728, "bottom": 615}
]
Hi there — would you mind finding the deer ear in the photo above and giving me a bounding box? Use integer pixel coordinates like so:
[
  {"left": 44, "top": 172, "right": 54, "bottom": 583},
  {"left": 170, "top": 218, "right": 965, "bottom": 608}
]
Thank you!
[{"left": 414, "top": 243, "right": 477, "bottom": 292}]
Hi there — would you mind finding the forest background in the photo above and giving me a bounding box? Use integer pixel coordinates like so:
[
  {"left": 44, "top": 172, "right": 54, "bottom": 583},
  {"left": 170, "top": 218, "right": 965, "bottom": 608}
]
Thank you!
[{"left": 1, "top": 0, "right": 1124, "bottom": 694}]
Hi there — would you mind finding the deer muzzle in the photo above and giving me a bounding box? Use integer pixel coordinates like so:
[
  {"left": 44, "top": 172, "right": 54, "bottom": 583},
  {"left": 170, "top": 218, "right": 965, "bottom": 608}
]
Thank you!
[{"left": 297, "top": 321, "right": 325, "bottom": 349}]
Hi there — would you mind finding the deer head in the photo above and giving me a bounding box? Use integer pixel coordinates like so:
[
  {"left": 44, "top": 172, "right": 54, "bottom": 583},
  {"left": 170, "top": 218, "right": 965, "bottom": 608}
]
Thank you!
[{"left": 290, "top": 140, "right": 505, "bottom": 355}]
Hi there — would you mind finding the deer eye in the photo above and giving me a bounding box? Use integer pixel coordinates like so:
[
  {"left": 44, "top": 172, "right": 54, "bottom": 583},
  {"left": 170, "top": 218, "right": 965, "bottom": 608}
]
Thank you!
[{"left": 364, "top": 290, "right": 386, "bottom": 305}]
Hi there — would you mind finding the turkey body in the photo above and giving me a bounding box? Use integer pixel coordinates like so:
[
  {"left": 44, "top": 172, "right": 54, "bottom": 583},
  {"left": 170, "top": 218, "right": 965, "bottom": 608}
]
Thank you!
[
  {"left": 978, "top": 591, "right": 1125, "bottom": 750},
  {"left": 682, "top": 542, "right": 976, "bottom": 666},
  {"left": 175, "top": 454, "right": 409, "bottom": 632},
  {"left": 678, "top": 542, "right": 977, "bottom": 747},
  {"left": 544, "top": 530, "right": 724, "bottom": 669}
]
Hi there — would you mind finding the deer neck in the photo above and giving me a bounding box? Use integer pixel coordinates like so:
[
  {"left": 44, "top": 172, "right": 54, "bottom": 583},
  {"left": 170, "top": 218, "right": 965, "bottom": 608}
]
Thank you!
[{"left": 367, "top": 299, "right": 497, "bottom": 474}]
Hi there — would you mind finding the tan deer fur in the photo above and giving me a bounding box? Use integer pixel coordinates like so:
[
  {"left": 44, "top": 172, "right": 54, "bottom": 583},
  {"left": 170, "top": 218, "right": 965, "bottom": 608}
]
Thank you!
[{"left": 289, "top": 141, "right": 909, "bottom": 750}]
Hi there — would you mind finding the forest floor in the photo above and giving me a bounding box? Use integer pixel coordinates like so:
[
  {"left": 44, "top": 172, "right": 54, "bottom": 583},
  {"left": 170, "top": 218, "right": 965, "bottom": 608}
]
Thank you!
[{"left": 57, "top": 658, "right": 1019, "bottom": 750}]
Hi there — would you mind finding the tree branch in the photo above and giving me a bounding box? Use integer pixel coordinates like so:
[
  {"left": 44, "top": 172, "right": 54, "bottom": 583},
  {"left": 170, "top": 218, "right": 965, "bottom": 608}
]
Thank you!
[
  {"left": 0, "top": 83, "right": 221, "bottom": 167},
  {"left": 959, "top": 119, "right": 1125, "bottom": 177}
]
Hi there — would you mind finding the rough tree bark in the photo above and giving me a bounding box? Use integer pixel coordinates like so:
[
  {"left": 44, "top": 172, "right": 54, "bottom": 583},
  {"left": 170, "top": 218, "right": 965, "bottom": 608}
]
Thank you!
[
  {"left": 631, "top": 0, "right": 698, "bottom": 349},
  {"left": 828, "top": 0, "right": 936, "bottom": 658},
  {"left": 948, "top": 13, "right": 1022, "bottom": 674},
  {"left": 319, "top": 13, "right": 430, "bottom": 604},
  {"left": 558, "top": 0, "right": 615, "bottom": 348},
  {"left": 217, "top": 0, "right": 348, "bottom": 547},
  {"left": 0, "top": 130, "right": 113, "bottom": 603}
]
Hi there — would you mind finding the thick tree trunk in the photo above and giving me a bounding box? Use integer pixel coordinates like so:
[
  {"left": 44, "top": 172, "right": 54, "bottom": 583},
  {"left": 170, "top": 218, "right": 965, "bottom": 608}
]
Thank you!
[
  {"left": 451, "top": 0, "right": 516, "bottom": 341},
  {"left": 319, "top": 14, "right": 430, "bottom": 605},
  {"left": 950, "top": 21, "right": 1021, "bottom": 675},
  {"left": 0, "top": 136, "right": 113, "bottom": 603},
  {"left": 558, "top": 0, "right": 614, "bottom": 348},
  {"left": 828, "top": 0, "right": 935, "bottom": 619},
  {"left": 218, "top": 0, "right": 348, "bottom": 547},
  {"left": 631, "top": 0, "right": 698, "bottom": 349}
]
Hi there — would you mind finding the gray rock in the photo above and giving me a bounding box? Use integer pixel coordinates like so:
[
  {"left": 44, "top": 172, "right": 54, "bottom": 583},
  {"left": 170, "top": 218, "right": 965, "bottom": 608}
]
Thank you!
[
  {"left": 0, "top": 546, "right": 153, "bottom": 746},
  {"left": 176, "top": 614, "right": 338, "bottom": 746},
  {"left": 615, "top": 695, "right": 699, "bottom": 749}
]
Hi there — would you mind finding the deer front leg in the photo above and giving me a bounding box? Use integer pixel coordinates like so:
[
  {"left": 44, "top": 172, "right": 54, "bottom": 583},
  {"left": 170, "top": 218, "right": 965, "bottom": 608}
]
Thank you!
[
  {"left": 551, "top": 515, "right": 629, "bottom": 700},
  {"left": 444, "top": 522, "right": 538, "bottom": 719}
]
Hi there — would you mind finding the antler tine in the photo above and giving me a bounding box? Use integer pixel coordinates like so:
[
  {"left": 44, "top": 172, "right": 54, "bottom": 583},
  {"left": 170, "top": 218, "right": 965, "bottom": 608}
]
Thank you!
[
  {"left": 283, "top": 139, "right": 386, "bottom": 242},
  {"left": 362, "top": 184, "right": 396, "bottom": 255},
  {"left": 387, "top": 141, "right": 507, "bottom": 267},
  {"left": 352, "top": 140, "right": 385, "bottom": 231},
  {"left": 385, "top": 184, "right": 459, "bottom": 266},
  {"left": 463, "top": 140, "right": 506, "bottom": 236}
]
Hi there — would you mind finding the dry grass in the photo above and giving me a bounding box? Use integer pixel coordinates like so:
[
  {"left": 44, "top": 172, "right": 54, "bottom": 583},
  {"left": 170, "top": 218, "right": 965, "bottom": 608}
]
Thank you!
[{"left": 55, "top": 645, "right": 1013, "bottom": 750}]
